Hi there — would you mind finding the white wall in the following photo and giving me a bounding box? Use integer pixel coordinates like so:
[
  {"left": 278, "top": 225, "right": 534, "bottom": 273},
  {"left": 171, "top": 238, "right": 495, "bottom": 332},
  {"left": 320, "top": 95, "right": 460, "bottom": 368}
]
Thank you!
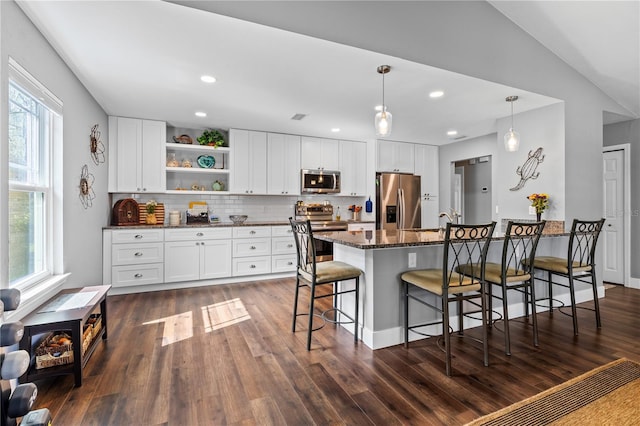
[
  {"left": 0, "top": 1, "right": 109, "bottom": 289},
  {"left": 439, "top": 103, "right": 564, "bottom": 225},
  {"left": 496, "top": 103, "right": 565, "bottom": 222}
]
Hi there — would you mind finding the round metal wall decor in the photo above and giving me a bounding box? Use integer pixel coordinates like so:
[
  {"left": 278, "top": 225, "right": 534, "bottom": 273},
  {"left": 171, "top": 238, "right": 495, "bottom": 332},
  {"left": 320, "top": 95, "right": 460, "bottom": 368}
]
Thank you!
[
  {"left": 79, "top": 164, "right": 96, "bottom": 209},
  {"left": 90, "top": 124, "right": 105, "bottom": 165}
]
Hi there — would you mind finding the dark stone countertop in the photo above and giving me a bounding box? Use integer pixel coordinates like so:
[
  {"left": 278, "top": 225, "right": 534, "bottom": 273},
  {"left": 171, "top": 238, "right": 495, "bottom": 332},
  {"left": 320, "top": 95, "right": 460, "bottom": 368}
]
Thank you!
[{"left": 313, "top": 228, "right": 569, "bottom": 250}]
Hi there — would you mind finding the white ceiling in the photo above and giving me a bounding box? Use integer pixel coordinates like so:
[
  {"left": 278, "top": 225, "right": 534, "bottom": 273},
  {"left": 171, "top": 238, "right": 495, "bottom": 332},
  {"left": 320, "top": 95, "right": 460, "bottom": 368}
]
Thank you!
[
  {"left": 490, "top": 0, "right": 639, "bottom": 123},
  {"left": 15, "top": 1, "right": 637, "bottom": 144}
]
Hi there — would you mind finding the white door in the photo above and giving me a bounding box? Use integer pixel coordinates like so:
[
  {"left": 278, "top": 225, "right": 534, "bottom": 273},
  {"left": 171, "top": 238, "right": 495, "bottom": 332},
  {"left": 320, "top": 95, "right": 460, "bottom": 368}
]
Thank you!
[{"left": 602, "top": 149, "right": 624, "bottom": 284}]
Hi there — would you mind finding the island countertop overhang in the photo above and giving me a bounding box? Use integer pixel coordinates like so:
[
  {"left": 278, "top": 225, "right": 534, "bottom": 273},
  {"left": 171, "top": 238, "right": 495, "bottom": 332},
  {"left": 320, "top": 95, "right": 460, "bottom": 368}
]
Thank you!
[{"left": 314, "top": 228, "right": 569, "bottom": 250}]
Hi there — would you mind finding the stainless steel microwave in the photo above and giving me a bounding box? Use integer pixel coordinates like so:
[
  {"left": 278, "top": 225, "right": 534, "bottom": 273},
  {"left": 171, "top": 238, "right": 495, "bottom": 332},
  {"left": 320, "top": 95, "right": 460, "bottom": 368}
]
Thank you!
[{"left": 300, "top": 169, "right": 341, "bottom": 194}]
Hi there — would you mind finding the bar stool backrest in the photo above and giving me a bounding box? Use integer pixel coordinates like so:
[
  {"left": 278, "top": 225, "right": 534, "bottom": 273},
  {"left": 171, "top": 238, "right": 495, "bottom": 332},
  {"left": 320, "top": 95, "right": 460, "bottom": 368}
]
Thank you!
[
  {"left": 567, "top": 218, "right": 605, "bottom": 272},
  {"left": 443, "top": 222, "right": 496, "bottom": 290},
  {"left": 289, "top": 218, "right": 316, "bottom": 277},
  {"left": 503, "top": 221, "right": 546, "bottom": 279}
]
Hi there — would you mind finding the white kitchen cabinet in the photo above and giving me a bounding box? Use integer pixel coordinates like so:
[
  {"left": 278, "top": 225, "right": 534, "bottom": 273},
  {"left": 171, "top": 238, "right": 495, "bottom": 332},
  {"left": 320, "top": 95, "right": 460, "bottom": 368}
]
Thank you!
[
  {"left": 232, "top": 226, "right": 272, "bottom": 276},
  {"left": 339, "top": 140, "right": 367, "bottom": 196},
  {"left": 301, "top": 136, "right": 340, "bottom": 170},
  {"left": 108, "top": 116, "right": 166, "bottom": 193},
  {"left": 164, "top": 227, "right": 232, "bottom": 282},
  {"left": 103, "top": 229, "right": 165, "bottom": 288},
  {"left": 230, "top": 129, "right": 267, "bottom": 194},
  {"left": 376, "top": 140, "right": 415, "bottom": 173},
  {"left": 267, "top": 133, "right": 301, "bottom": 195},
  {"left": 414, "top": 144, "right": 439, "bottom": 196},
  {"left": 414, "top": 144, "right": 440, "bottom": 228},
  {"left": 271, "top": 225, "right": 297, "bottom": 273}
]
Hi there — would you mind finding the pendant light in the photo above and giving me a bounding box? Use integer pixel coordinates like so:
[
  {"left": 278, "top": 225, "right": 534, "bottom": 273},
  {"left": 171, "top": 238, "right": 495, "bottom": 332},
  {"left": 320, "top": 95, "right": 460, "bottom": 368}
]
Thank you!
[
  {"left": 504, "top": 95, "right": 520, "bottom": 152},
  {"left": 374, "top": 65, "right": 392, "bottom": 137}
]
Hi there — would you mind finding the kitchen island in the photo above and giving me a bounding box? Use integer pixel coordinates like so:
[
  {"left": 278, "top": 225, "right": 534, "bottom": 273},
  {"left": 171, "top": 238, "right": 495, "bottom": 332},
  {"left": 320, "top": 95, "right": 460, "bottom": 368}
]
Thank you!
[{"left": 313, "top": 227, "right": 598, "bottom": 350}]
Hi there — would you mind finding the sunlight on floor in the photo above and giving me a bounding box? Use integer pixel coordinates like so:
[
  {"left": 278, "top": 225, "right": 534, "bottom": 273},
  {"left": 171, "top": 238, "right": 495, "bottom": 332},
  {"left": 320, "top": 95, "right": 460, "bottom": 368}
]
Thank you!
[
  {"left": 201, "top": 298, "right": 251, "bottom": 332},
  {"left": 142, "top": 298, "right": 251, "bottom": 346},
  {"left": 143, "top": 311, "right": 194, "bottom": 346}
]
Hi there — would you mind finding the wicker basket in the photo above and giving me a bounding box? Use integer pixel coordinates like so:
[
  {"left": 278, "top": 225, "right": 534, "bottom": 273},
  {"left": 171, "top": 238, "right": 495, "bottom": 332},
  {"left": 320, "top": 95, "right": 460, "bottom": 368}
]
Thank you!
[
  {"left": 35, "top": 332, "right": 74, "bottom": 369},
  {"left": 82, "top": 324, "right": 92, "bottom": 356},
  {"left": 82, "top": 313, "right": 102, "bottom": 356}
]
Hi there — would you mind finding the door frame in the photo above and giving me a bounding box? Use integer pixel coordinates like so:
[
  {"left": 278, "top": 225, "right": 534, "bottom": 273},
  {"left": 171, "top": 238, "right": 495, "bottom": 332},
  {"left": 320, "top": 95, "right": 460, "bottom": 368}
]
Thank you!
[{"left": 602, "top": 143, "right": 634, "bottom": 288}]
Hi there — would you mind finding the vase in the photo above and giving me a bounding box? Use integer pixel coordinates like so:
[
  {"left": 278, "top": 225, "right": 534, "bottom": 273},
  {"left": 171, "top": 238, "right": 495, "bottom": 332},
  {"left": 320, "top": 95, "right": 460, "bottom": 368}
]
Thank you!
[
  {"left": 146, "top": 213, "right": 157, "bottom": 225},
  {"left": 536, "top": 212, "right": 542, "bottom": 222}
]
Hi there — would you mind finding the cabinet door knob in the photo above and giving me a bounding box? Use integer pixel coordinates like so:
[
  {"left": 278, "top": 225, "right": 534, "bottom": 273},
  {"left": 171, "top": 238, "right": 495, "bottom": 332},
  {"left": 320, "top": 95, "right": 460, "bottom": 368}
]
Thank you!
[
  {"left": 250, "top": 246, "right": 256, "bottom": 250},
  {"left": 134, "top": 273, "right": 143, "bottom": 278},
  {"left": 135, "top": 252, "right": 143, "bottom": 257},
  {"left": 196, "top": 232, "right": 204, "bottom": 237},
  {"left": 287, "top": 262, "right": 293, "bottom": 265},
  {"left": 287, "top": 244, "right": 293, "bottom": 248},
  {"left": 250, "top": 230, "right": 256, "bottom": 234},
  {"left": 250, "top": 264, "right": 256, "bottom": 268},
  {"left": 135, "top": 235, "right": 143, "bottom": 239}
]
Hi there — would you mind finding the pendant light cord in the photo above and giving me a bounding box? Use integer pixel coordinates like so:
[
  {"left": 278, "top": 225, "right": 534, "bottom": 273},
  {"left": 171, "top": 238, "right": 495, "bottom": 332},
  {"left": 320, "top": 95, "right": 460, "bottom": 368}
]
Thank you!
[
  {"left": 511, "top": 100, "right": 514, "bottom": 129},
  {"left": 382, "top": 70, "right": 385, "bottom": 113}
]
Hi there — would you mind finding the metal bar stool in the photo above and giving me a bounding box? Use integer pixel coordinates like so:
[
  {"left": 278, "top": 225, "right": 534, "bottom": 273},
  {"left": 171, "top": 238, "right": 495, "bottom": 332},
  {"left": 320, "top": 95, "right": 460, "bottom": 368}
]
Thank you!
[
  {"left": 458, "top": 220, "right": 545, "bottom": 355},
  {"left": 527, "top": 218, "right": 605, "bottom": 335},
  {"left": 401, "top": 221, "right": 496, "bottom": 376},
  {"left": 289, "top": 218, "right": 362, "bottom": 350}
]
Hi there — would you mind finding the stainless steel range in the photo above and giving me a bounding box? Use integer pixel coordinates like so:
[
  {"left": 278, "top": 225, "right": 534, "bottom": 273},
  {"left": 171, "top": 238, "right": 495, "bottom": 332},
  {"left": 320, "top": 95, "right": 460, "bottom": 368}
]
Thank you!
[{"left": 294, "top": 203, "right": 348, "bottom": 261}]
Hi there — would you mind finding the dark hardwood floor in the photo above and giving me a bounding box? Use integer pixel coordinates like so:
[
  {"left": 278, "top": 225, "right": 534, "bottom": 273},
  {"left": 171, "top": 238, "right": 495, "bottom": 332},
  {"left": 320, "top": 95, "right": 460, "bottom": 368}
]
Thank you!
[{"left": 30, "top": 280, "right": 640, "bottom": 425}]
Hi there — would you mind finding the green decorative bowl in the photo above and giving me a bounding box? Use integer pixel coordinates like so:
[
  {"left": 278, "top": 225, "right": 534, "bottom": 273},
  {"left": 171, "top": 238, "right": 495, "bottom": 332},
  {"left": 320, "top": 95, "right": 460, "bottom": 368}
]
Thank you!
[{"left": 197, "top": 155, "right": 215, "bottom": 168}]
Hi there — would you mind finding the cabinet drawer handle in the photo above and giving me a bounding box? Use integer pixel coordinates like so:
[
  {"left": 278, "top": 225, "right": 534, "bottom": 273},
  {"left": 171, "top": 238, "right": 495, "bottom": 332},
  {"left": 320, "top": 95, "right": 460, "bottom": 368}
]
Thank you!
[
  {"left": 134, "top": 252, "right": 143, "bottom": 257},
  {"left": 135, "top": 234, "right": 143, "bottom": 239},
  {"left": 250, "top": 264, "right": 256, "bottom": 268},
  {"left": 134, "top": 273, "right": 143, "bottom": 278},
  {"left": 196, "top": 232, "right": 204, "bottom": 237},
  {"left": 250, "top": 246, "right": 256, "bottom": 250},
  {"left": 287, "top": 244, "right": 293, "bottom": 248},
  {"left": 250, "top": 230, "right": 256, "bottom": 234}
]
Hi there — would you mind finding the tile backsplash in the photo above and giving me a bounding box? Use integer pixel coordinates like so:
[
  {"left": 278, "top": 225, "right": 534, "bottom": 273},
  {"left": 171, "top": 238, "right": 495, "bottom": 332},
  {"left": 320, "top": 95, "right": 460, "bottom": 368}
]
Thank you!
[{"left": 112, "top": 193, "right": 368, "bottom": 224}]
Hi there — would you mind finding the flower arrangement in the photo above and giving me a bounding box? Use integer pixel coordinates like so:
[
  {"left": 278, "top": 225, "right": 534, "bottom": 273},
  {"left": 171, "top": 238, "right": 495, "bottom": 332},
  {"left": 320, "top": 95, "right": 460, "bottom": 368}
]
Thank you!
[
  {"left": 348, "top": 205, "right": 362, "bottom": 213},
  {"left": 146, "top": 200, "right": 157, "bottom": 214},
  {"left": 527, "top": 193, "right": 549, "bottom": 214}
]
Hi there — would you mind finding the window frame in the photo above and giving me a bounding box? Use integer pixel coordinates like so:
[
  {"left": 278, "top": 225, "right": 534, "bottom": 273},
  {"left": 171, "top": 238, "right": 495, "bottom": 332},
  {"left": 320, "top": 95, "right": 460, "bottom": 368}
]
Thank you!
[{"left": 6, "top": 58, "right": 63, "bottom": 295}]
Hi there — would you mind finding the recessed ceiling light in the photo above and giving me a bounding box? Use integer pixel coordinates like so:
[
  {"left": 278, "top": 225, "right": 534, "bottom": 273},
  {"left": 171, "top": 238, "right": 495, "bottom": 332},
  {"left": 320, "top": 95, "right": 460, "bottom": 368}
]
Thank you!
[
  {"left": 200, "top": 75, "right": 216, "bottom": 83},
  {"left": 430, "top": 91, "right": 444, "bottom": 98},
  {"left": 195, "top": 111, "right": 207, "bottom": 117},
  {"left": 447, "top": 130, "right": 458, "bottom": 136},
  {"left": 331, "top": 128, "right": 340, "bottom": 133}
]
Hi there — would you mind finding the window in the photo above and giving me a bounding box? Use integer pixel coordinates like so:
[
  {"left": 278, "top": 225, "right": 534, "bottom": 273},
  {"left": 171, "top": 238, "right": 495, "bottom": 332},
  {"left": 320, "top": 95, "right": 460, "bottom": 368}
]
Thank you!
[{"left": 7, "top": 59, "right": 62, "bottom": 291}]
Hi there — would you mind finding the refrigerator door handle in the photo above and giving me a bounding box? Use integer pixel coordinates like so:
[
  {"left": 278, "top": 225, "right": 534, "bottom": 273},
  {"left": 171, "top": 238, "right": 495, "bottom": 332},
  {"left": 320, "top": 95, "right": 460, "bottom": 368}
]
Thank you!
[{"left": 398, "top": 188, "right": 404, "bottom": 229}]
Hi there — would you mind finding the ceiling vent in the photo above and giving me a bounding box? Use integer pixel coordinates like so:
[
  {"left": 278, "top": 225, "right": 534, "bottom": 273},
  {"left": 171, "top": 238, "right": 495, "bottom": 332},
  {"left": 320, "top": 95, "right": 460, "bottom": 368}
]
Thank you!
[{"left": 291, "top": 113, "right": 307, "bottom": 121}]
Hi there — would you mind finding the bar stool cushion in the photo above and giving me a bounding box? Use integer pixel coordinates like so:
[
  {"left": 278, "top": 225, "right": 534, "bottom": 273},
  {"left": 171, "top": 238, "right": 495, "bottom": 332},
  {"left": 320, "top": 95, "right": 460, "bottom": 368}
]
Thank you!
[
  {"left": 457, "top": 263, "right": 530, "bottom": 284},
  {"left": 527, "top": 256, "right": 592, "bottom": 274},
  {"left": 401, "top": 269, "right": 480, "bottom": 296},
  {"left": 299, "top": 261, "right": 362, "bottom": 285}
]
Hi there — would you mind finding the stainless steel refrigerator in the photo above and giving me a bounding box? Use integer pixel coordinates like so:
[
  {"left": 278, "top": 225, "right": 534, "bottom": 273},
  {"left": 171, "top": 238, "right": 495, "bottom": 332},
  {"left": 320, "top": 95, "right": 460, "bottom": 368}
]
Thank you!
[{"left": 376, "top": 173, "right": 422, "bottom": 230}]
